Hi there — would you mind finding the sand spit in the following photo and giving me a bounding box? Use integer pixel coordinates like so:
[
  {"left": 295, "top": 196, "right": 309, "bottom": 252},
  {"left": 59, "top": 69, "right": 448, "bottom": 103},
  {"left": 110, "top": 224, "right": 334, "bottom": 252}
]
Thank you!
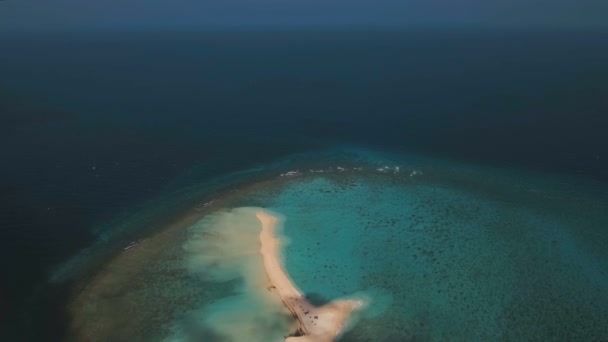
[{"left": 257, "top": 211, "right": 364, "bottom": 342}]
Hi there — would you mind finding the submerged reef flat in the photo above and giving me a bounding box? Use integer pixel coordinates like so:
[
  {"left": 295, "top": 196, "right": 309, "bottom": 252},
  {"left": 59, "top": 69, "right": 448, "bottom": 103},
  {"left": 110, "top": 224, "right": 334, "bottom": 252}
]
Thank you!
[
  {"left": 266, "top": 174, "right": 608, "bottom": 341},
  {"left": 66, "top": 149, "right": 608, "bottom": 341},
  {"left": 66, "top": 178, "right": 296, "bottom": 341}
]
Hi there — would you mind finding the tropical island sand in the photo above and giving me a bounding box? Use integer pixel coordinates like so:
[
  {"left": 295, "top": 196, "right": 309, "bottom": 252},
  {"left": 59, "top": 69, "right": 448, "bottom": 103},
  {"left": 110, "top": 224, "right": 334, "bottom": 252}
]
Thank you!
[{"left": 256, "top": 210, "right": 364, "bottom": 341}]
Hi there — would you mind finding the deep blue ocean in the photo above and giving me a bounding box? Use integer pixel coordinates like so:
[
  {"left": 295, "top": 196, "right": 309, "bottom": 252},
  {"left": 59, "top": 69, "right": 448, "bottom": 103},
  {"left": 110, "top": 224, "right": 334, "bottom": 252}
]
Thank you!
[{"left": 1, "top": 30, "right": 607, "bottom": 340}]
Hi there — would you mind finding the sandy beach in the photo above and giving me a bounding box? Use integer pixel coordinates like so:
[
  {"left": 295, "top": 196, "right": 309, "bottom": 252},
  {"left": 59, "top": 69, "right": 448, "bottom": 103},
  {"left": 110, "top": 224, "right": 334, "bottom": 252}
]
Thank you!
[{"left": 256, "top": 210, "right": 363, "bottom": 342}]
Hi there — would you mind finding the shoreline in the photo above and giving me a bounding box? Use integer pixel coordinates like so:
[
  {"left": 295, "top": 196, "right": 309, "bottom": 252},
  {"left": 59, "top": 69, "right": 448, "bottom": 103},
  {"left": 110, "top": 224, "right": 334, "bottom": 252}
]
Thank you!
[{"left": 256, "top": 210, "right": 363, "bottom": 341}]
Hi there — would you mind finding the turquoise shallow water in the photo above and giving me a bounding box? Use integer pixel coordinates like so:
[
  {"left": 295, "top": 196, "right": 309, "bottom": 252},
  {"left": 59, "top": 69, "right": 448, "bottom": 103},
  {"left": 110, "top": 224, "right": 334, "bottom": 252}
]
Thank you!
[
  {"left": 263, "top": 170, "right": 608, "bottom": 340},
  {"left": 63, "top": 149, "right": 608, "bottom": 341}
]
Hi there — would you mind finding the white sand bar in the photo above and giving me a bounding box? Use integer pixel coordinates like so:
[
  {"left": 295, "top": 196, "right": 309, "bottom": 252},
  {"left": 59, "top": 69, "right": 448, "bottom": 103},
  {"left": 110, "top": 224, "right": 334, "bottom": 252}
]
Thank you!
[{"left": 256, "top": 211, "right": 363, "bottom": 342}]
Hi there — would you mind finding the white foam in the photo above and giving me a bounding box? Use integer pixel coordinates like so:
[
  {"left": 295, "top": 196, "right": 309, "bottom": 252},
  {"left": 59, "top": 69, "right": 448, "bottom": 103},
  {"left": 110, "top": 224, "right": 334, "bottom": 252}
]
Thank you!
[{"left": 281, "top": 170, "right": 302, "bottom": 177}]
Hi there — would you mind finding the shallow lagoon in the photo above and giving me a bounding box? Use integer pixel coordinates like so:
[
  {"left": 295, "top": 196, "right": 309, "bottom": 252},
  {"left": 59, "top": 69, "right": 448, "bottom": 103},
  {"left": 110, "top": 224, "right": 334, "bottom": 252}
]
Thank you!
[{"left": 66, "top": 149, "right": 608, "bottom": 341}]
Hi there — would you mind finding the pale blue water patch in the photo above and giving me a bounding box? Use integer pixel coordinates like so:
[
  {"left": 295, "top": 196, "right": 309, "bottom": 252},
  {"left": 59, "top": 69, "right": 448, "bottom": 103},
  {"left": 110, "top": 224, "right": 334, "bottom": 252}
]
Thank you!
[
  {"left": 267, "top": 176, "right": 512, "bottom": 339},
  {"left": 262, "top": 163, "right": 608, "bottom": 340},
  {"left": 270, "top": 177, "right": 369, "bottom": 300}
]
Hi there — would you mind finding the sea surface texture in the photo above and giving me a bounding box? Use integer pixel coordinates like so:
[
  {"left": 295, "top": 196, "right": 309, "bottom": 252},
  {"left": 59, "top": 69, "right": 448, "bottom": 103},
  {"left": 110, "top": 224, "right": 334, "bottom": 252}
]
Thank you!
[{"left": 0, "top": 31, "right": 607, "bottom": 341}]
